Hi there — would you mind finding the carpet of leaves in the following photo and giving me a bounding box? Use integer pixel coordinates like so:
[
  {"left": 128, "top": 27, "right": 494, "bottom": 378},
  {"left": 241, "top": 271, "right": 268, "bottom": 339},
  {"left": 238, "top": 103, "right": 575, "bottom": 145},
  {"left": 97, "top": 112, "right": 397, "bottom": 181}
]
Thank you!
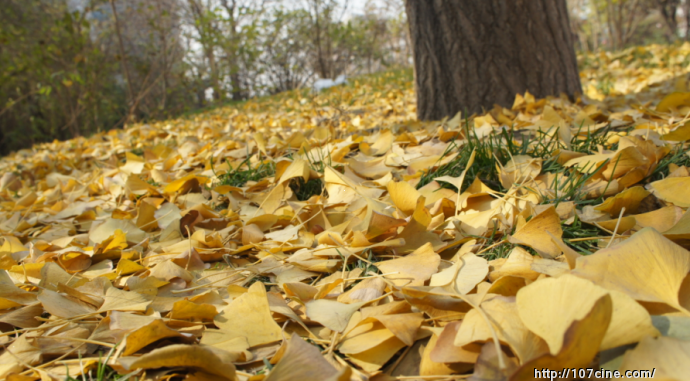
[{"left": 2, "top": 44, "right": 690, "bottom": 380}]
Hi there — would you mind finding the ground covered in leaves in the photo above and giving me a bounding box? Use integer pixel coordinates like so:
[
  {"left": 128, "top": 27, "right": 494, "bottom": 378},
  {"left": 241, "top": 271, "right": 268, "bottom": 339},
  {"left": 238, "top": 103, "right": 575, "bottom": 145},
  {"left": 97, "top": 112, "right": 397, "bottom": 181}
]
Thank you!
[{"left": 3, "top": 44, "right": 690, "bottom": 380}]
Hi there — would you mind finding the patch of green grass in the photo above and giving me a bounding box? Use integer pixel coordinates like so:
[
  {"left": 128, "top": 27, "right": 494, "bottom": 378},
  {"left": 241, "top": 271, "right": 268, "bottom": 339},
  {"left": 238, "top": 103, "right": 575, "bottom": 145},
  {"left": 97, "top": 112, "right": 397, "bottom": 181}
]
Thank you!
[
  {"left": 146, "top": 178, "right": 161, "bottom": 187},
  {"left": 65, "top": 347, "right": 137, "bottom": 381},
  {"left": 245, "top": 274, "right": 272, "bottom": 290},
  {"left": 569, "top": 123, "right": 613, "bottom": 154},
  {"left": 561, "top": 214, "right": 603, "bottom": 255},
  {"left": 469, "top": 224, "right": 516, "bottom": 261},
  {"left": 538, "top": 159, "right": 610, "bottom": 207},
  {"left": 287, "top": 145, "right": 331, "bottom": 201},
  {"left": 300, "top": 145, "right": 332, "bottom": 173},
  {"left": 594, "top": 73, "right": 614, "bottom": 96},
  {"left": 216, "top": 156, "right": 275, "bottom": 188},
  {"left": 65, "top": 364, "right": 132, "bottom": 381},
  {"left": 481, "top": 241, "right": 516, "bottom": 261},
  {"left": 416, "top": 123, "right": 512, "bottom": 192},
  {"left": 334, "top": 248, "right": 383, "bottom": 291},
  {"left": 530, "top": 126, "right": 618, "bottom": 205},
  {"left": 345, "top": 248, "right": 380, "bottom": 274},
  {"left": 417, "top": 120, "right": 595, "bottom": 193},
  {"left": 289, "top": 178, "right": 324, "bottom": 201},
  {"left": 646, "top": 143, "right": 690, "bottom": 182}
]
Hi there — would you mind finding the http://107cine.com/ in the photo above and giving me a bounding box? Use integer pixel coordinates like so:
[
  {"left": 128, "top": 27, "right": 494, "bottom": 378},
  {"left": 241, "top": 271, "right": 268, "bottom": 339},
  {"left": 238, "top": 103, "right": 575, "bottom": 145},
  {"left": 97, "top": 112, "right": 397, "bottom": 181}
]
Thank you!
[{"left": 534, "top": 368, "right": 656, "bottom": 380}]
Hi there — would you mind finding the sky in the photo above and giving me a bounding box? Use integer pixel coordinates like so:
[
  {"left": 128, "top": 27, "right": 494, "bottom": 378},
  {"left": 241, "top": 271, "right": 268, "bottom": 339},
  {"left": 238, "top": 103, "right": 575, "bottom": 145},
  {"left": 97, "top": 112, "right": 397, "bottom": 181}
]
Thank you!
[
  {"left": 345, "top": 0, "right": 369, "bottom": 15},
  {"left": 341, "top": 0, "right": 402, "bottom": 20}
]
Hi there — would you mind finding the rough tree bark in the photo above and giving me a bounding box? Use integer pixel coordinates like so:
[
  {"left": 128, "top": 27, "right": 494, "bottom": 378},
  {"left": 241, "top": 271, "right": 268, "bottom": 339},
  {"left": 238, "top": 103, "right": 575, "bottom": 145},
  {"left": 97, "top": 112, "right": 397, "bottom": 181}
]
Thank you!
[{"left": 404, "top": 0, "right": 582, "bottom": 121}]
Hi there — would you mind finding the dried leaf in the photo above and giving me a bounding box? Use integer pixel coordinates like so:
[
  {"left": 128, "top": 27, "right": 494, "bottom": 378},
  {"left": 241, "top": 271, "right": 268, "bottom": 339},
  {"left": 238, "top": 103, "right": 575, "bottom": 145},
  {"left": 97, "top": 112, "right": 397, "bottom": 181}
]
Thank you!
[
  {"left": 573, "top": 228, "right": 690, "bottom": 311},
  {"left": 120, "top": 344, "right": 235, "bottom": 380},
  {"left": 214, "top": 282, "right": 283, "bottom": 347},
  {"left": 265, "top": 333, "right": 350, "bottom": 381}
]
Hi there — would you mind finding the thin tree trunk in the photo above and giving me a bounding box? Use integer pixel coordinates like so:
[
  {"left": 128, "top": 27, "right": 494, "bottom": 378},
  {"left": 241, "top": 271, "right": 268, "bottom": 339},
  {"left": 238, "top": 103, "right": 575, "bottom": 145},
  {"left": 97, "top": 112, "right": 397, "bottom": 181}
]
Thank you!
[
  {"left": 230, "top": 72, "right": 243, "bottom": 100},
  {"left": 187, "top": 0, "right": 223, "bottom": 102},
  {"left": 219, "top": 0, "right": 244, "bottom": 101},
  {"left": 656, "top": 0, "right": 680, "bottom": 42},
  {"left": 312, "top": 1, "right": 329, "bottom": 79},
  {"left": 405, "top": 0, "right": 582, "bottom": 121},
  {"left": 109, "top": 0, "right": 137, "bottom": 122},
  {"left": 206, "top": 48, "right": 222, "bottom": 101},
  {"left": 683, "top": 0, "right": 690, "bottom": 39}
]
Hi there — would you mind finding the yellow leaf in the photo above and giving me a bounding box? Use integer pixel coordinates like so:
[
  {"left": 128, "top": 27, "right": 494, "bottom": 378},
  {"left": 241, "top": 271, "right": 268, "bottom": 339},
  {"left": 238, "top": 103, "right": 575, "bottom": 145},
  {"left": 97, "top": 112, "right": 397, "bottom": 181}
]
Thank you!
[
  {"left": 376, "top": 242, "right": 440, "bottom": 288},
  {"left": 396, "top": 197, "right": 446, "bottom": 253},
  {"left": 488, "top": 247, "right": 540, "bottom": 282},
  {"left": 360, "top": 130, "right": 394, "bottom": 156},
  {"left": 662, "top": 121, "right": 690, "bottom": 141},
  {"left": 619, "top": 336, "right": 690, "bottom": 380},
  {"left": 339, "top": 327, "right": 407, "bottom": 372},
  {"left": 435, "top": 149, "right": 477, "bottom": 190},
  {"left": 498, "top": 155, "right": 541, "bottom": 189},
  {"left": 169, "top": 299, "right": 217, "bottom": 321},
  {"left": 0, "top": 172, "right": 21, "bottom": 192},
  {"left": 89, "top": 218, "right": 146, "bottom": 245},
  {"left": 420, "top": 332, "right": 473, "bottom": 376},
  {"left": 163, "top": 174, "right": 207, "bottom": 194},
  {"left": 386, "top": 180, "right": 420, "bottom": 216},
  {"left": 367, "top": 312, "right": 424, "bottom": 346},
  {"left": 115, "top": 258, "right": 145, "bottom": 276},
  {"left": 656, "top": 91, "right": 690, "bottom": 112},
  {"left": 119, "top": 153, "right": 145, "bottom": 175},
  {"left": 602, "top": 146, "right": 649, "bottom": 180},
  {"left": 149, "top": 260, "right": 193, "bottom": 282},
  {"left": 103, "top": 229, "right": 128, "bottom": 252},
  {"left": 0, "top": 334, "right": 42, "bottom": 378},
  {"left": 265, "top": 333, "right": 350, "bottom": 381},
  {"left": 98, "top": 287, "right": 153, "bottom": 312},
  {"left": 0, "top": 282, "right": 37, "bottom": 307},
  {"left": 242, "top": 223, "right": 264, "bottom": 245},
  {"left": 573, "top": 227, "right": 690, "bottom": 311},
  {"left": 429, "top": 252, "right": 488, "bottom": 294},
  {"left": 510, "top": 295, "right": 612, "bottom": 380},
  {"left": 199, "top": 331, "right": 250, "bottom": 358},
  {"left": 471, "top": 343, "right": 518, "bottom": 381},
  {"left": 136, "top": 201, "right": 158, "bottom": 232},
  {"left": 214, "top": 282, "right": 283, "bottom": 347},
  {"left": 254, "top": 132, "right": 268, "bottom": 155},
  {"left": 455, "top": 295, "right": 548, "bottom": 363},
  {"left": 0, "top": 236, "right": 27, "bottom": 254},
  {"left": 634, "top": 206, "right": 682, "bottom": 233},
  {"left": 649, "top": 176, "right": 690, "bottom": 207},
  {"left": 594, "top": 186, "right": 650, "bottom": 215},
  {"left": 508, "top": 206, "right": 563, "bottom": 258},
  {"left": 516, "top": 274, "right": 658, "bottom": 355},
  {"left": 120, "top": 344, "right": 235, "bottom": 380},
  {"left": 305, "top": 299, "right": 365, "bottom": 332},
  {"left": 0, "top": 303, "right": 43, "bottom": 328},
  {"left": 429, "top": 321, "right": 480, "bottom": 363},
  {"left": 37, "top": 289, "right": 95, "bottom": 318},
  {"left": 124, "top": 320, "right": 184, "bottom": 355},
  {"left": 277, "top": 159, "right": 310, "bottom": 184}
]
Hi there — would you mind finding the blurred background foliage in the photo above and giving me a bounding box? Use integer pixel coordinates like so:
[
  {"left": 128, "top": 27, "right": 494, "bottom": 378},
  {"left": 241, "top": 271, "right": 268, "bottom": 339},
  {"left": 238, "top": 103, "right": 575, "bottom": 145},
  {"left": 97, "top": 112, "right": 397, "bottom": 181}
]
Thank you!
[{"left": 1, "top": 0, "right": 689, "bottom": 155}]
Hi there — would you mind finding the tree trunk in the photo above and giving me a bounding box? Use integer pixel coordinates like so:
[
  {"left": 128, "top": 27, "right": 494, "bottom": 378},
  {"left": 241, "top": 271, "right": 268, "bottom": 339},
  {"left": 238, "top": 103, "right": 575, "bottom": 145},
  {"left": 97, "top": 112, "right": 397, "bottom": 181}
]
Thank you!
[
  {"left": 655, "top": 0, "right": 680, "bottom": 42},
  {"left": 405, "top": 0, "right": 582, "bottom": 121},
  {"left": 684, "top": 0, "right": 690, "bottom": 40},
  {"left": 230, "top": 72, "right": 243, "bottom": 101}
]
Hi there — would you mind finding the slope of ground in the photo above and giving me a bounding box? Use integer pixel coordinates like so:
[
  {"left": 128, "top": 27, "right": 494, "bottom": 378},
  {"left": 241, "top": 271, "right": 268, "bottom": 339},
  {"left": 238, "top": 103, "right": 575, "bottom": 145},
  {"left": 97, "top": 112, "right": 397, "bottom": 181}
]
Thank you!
[{"left": 2, "top": 44, "right": 690, "bottom": 380}]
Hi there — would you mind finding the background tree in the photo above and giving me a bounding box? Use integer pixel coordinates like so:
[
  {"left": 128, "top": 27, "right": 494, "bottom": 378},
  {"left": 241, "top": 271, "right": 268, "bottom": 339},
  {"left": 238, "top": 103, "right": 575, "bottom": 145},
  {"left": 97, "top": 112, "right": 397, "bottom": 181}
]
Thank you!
[
  {"left": 404, "top": 0, "right": 582, "bottom": 120},
  {"left": 0, "top": 0, "right": 124, "bottom": 151},
  {"left": 259, "top": 8, "right": 314, "bottom": 94},
  {"left": 655, "top": 0, "right": 681, "bottom": 41},
  {"left": 566, "top": 0, "right": 690, "bottom": 51}
]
